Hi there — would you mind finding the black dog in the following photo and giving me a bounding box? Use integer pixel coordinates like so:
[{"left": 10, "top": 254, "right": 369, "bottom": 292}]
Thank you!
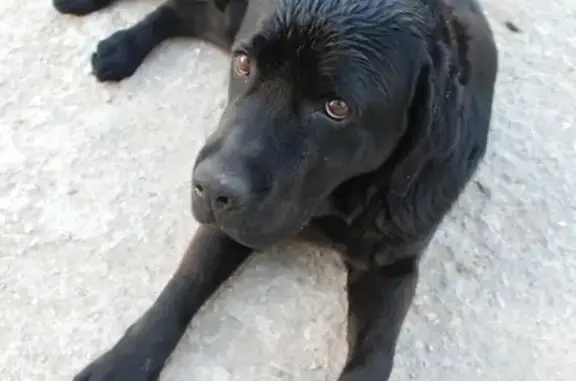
[{"left": 54, "top": 0, "right": 498, "bottom": 380}]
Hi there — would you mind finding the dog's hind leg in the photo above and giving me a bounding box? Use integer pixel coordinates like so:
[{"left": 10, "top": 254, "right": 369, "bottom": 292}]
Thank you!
[
  {"left": 53, "top": 0, "right": 117, "bottom": 16},
  {"left": 90, "top": 0, "right": 248, "bottom": 82}
]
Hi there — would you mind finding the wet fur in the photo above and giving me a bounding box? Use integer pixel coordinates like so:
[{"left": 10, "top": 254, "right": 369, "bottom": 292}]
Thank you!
[{"left": 54, "top": 0, "right": 498, "bottom": 380}]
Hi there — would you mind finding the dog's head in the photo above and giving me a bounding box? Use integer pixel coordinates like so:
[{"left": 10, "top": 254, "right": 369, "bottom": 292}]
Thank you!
[{"left": 192, "top": 0, "right": 458, "bottom": 248}]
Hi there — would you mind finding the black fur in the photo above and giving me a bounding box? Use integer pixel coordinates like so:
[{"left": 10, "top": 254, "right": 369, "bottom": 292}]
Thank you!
[{"left": 55, "top": 0, "right": 498, "bottom": 380}]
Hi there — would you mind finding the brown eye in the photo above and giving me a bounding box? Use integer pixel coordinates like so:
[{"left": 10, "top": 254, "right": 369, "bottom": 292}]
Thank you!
[
  {"left": 325, "top": 99, "right": 350, "bottom": 120},
  {"left": 234, "top": 54, "right": 251, "bottom": 76}
]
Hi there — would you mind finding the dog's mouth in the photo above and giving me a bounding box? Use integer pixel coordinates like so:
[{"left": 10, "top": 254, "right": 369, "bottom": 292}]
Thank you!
[
  {"left": 208, "top": 218, "right": 309, "bottom": 250},
  {"left": 191, "top": 193, "right": 313, "bottom": 249}
]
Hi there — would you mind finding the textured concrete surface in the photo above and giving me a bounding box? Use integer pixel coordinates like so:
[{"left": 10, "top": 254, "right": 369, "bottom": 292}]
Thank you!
[{"left": 1, "top": 1, "right": 575, "bottom": 380}]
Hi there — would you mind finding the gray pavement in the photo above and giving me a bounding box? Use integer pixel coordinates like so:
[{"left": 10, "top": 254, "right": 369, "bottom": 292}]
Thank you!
[{"left": 1, "top": 1, "right": 575, "bottom": 380}]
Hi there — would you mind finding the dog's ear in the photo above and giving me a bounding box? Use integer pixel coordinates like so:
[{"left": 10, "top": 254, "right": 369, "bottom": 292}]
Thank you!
[
  {"left": 389, "top": 5, "right": 474, "bottom": 197},
  {"left": 389, "top": 56, "right": 461, "bottom": 197}
]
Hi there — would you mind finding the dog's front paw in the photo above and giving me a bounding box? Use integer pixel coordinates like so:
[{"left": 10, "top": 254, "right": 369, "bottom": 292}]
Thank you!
[
  {"left": 73, "top": 341, "right": 163, "bottom": 381},
  {"left": 91, "top": 30, "right": 146, "bottom": 82},
  {"left": 53, "top": 0, "right": 113, "bottom": 15}
]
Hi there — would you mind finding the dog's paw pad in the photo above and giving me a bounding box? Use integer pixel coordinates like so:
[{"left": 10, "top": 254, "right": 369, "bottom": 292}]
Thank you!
[
  {"left": 53, "top": 0, "right": 111, "bottom": 15},
  {"left": 91, "top": 31, "right": 144, "bottom": 82}
]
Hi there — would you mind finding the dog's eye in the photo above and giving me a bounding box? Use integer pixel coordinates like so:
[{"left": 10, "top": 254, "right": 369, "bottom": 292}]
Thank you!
[
  {"left": 234, "top": 54, "right": 252, "bottom": 76},
  {"left": 325, "top": 99, "right": 350, "bottom": 120}
]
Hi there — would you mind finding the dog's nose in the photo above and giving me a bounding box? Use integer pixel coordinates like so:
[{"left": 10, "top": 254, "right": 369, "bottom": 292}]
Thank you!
[{"left": 192, "top": 168, "right": 250, "bottom": 215}]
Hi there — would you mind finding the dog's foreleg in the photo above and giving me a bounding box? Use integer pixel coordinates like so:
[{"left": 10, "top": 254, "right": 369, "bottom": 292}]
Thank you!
[
  {"left": 90, "top": 0, "right": 247, "bottom": 82},
  {"left": 338, "top": 259, "right": 419, "bottom": 381},
  {"left": 53, "top": 0, "right": 117, "bottom": 15},
  {"left": 73, "top": 225, "right": 253, "bottom": 381}
]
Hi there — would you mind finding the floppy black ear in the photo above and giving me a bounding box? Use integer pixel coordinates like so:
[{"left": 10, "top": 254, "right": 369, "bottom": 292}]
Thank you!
[{"left": 389, "top": 56, "right": 462, "bottom": 197}]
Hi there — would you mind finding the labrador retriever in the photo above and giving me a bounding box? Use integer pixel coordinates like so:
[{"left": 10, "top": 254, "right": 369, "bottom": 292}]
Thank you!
[{"left": 53, "top": 0, "right": 499, "bottom": 380}]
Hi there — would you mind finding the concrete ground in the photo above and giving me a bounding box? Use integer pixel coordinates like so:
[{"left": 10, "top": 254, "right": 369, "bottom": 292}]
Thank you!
[{"left": 1, "top": 0, "right": 574, "bottom": 380}]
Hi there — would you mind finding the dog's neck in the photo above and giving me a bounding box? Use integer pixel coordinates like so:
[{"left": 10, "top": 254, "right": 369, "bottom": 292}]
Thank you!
[{"left": 312, "top": 170, "right": 388, "bottom": 224}]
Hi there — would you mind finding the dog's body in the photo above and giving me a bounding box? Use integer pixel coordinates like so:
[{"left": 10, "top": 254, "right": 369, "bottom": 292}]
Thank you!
[{"left": 54, "top": 0, "right": 498, "bottom": 380}]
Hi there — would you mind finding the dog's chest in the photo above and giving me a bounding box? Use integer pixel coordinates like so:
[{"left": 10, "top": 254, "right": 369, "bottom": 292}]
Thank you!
[{"left": 304, "top": 209, "right": 413, "bottom": 271}]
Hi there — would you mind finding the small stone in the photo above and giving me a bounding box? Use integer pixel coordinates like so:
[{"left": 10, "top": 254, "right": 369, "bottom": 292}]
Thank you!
[
  {"left": 504, "top": 20, "right": 521, "bottom": 33},
  {"left": 474, "top": 180, "right": 492, "bottom": 197}
]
